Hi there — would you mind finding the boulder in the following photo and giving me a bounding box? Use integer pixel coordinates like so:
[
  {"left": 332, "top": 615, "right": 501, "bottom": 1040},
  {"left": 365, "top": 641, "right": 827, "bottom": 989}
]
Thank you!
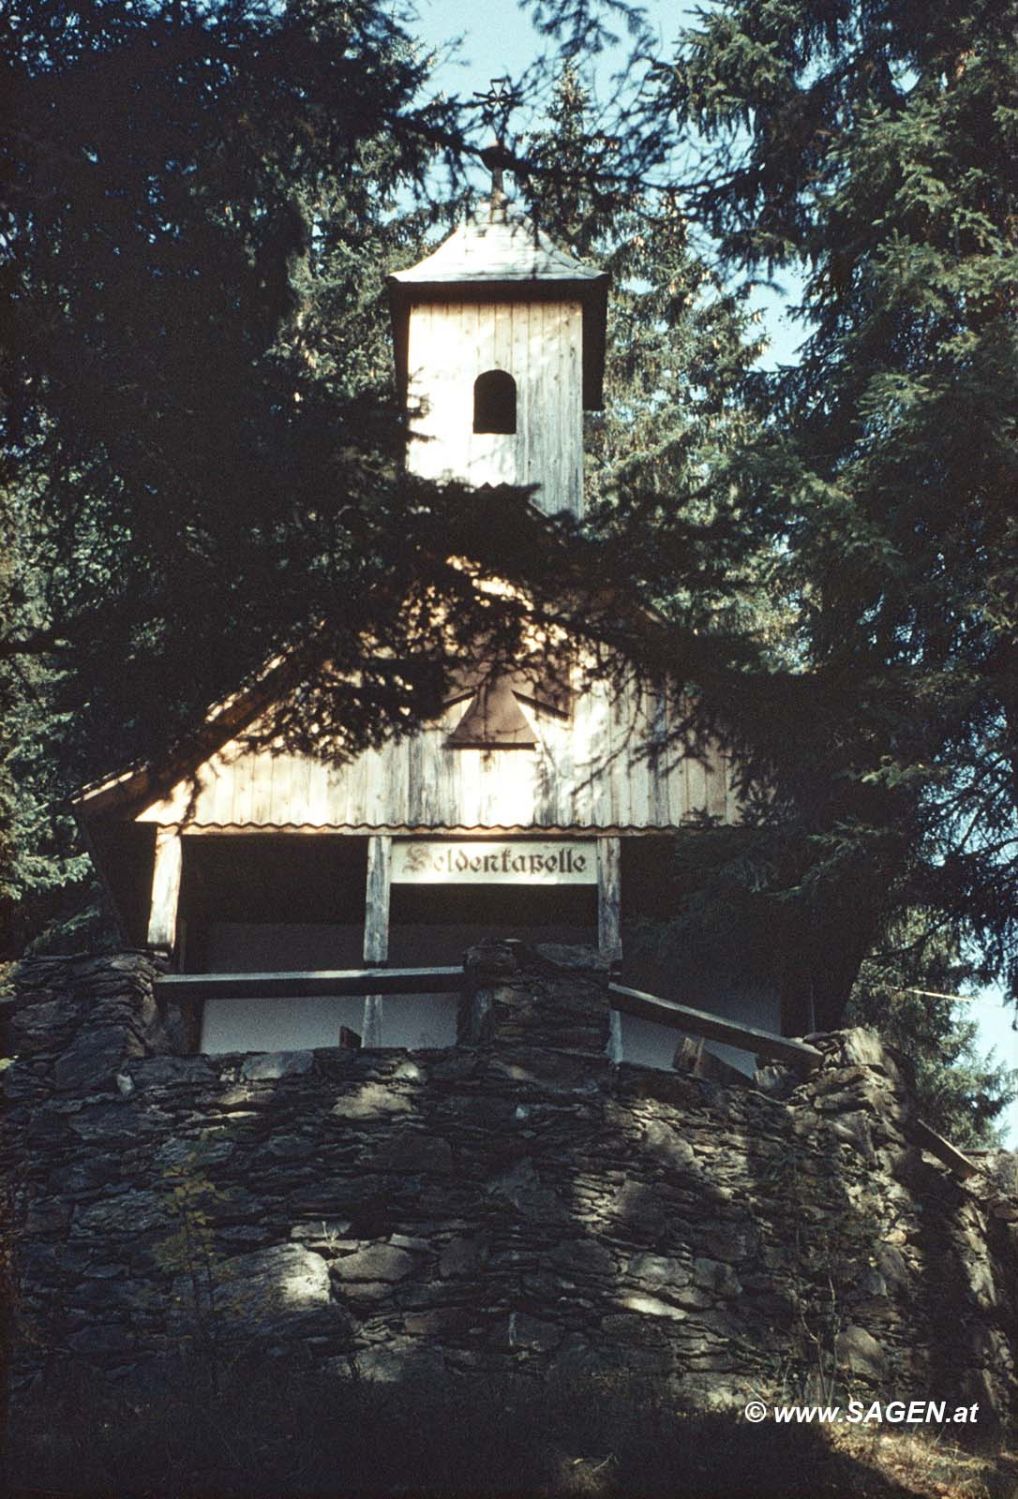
[{"left": 836, "top": 1325, "right": 887, "bottom": 1379}]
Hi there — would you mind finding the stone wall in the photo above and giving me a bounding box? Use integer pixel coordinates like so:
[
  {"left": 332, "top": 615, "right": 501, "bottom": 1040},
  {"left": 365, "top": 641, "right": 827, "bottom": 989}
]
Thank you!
[{"left": 3, "top": 945, "right": 1016, "bottom": 1422}]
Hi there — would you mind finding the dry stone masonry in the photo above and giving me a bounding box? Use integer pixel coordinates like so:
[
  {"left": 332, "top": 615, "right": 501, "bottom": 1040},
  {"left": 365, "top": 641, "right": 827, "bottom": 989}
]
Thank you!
[{"left": 4, "top": 943, "right": 1016, "bottom": 1422}]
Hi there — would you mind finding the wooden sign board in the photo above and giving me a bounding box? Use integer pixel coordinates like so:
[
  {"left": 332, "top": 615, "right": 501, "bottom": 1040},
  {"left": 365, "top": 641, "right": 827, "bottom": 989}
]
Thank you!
[{"left": 392, "top": 839, "right": 597, "bottom": 885}]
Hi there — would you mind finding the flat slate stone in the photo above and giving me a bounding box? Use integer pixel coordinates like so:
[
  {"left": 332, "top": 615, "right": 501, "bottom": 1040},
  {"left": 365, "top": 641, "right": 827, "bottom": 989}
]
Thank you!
[
  {"left": 240, "top": 1051, "right": 314, "bottom": 1081},
  {"left": 127, "top": 1055, "right": 217, "bottom": 1088},
  {"left": 211, "top": 1243, "right": 331, "bottom": 1326},
  {"left": 332, "top": 1244, "right": 419, "bottom": 1282},
  {"left": 54, "top": 1029, "right": 132, "bottom": 1092}
]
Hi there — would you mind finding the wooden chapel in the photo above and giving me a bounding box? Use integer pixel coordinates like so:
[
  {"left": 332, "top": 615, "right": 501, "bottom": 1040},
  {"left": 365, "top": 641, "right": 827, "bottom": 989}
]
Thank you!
[{"left": 73, "top": 194, "right": 782, "bottom": 1070}]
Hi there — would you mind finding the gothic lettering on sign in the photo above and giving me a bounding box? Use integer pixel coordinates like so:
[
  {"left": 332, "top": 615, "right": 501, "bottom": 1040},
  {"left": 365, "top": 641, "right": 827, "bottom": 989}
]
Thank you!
[{"left": 392, "top": 840, "right": 597, "bottom": 885}]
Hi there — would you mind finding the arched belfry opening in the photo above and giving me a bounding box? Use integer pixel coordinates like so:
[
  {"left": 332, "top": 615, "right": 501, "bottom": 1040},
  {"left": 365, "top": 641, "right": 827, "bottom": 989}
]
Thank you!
[
  {"left": 473, "top": 369, "right": 516, "bottom": 434},
  {"left": 388, "top": 199, "right": 608, "bottom": 516}
]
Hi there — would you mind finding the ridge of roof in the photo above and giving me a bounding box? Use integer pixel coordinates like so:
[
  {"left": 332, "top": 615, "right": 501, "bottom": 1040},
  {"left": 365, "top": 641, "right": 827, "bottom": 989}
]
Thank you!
[{"left": 389, "top": 203, "right": 607, "bottom": 288}]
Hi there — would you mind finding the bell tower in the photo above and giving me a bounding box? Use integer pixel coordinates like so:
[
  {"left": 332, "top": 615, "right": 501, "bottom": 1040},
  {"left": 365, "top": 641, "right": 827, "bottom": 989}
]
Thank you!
[{"left": 388, "top": 197, "right": 608, "bottom": 518}]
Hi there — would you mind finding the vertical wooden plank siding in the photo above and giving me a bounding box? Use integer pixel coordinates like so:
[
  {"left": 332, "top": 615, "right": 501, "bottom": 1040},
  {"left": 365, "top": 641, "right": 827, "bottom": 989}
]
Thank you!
[
  {"left": 514, "top": 302, "right": 530, "bottom": 490},
  {"left": 147, "top": 826, "right": 183, "bottom": 951},
  {"left": 136, "top": 676, "right": 738, "bottom": 831},
  {"left": 208, "top": 758, "right": 232, "bottom": 826},
  {"left": 707, "top": 759, "right": 728, "bottom": 822},
  {"left": 291, "top": 753, "right": 312, "bottom": 828},
  {"left": 687, "top": 755, "right": 708, "bottom": 818},
  {"left": 254, "top": 747, "right": 272, "bottom": 824},
  {"left": 403, "top": 298, "right": 584, "bottom": 519},
  {"left": 597, "top": 836, "right": 622, "bottom": 961},
  {"left": 232, "top": 738, "right": 254, "bottom": 825},
  {"left": 267, "top": 750, "right": 293, "bottom": 826}
]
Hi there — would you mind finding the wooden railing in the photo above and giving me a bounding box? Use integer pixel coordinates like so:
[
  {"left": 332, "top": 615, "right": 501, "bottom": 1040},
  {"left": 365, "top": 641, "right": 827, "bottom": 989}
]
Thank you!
[
  {"left": 910, "top": 1118, "right": 979, "bottom": 1179},
  {"left": 155, "top": 966, "right": 463, "bottom": 1001},
  {"left": 154, "top": 967, "right": 824, "bottom": 1073},
  {"left": 608, "top": 982, "right": 825, "bottom": 1073}
]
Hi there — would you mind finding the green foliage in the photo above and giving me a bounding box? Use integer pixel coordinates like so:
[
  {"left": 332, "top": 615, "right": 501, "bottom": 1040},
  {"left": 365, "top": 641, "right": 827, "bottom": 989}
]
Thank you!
[
  {"left": 523, "top": 67, "right": 774, "bottom": 643},
  {"left": 0, "top": 0, "right": 526, "bottom": 952},
  {"left": 847, "top": 914, "right": 1017, "bottom": 1147},
  {"left": 0, "top": 494, "right": 100, "bottom": 953},
  {"left": 2, "top": 0, "right": 468, "bottom": 773},
  {"left": 619, "top": 0, "right": 1018, "bottom": 1019}
]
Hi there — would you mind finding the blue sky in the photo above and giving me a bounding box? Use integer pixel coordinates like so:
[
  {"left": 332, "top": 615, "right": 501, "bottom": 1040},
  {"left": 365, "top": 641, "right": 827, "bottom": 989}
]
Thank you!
[
  {"left": 407, "top": 0, "right": 1018, "bottom": 1143},
  {"left": 413, "top": 0, "right": 807, "bottom": 367}
]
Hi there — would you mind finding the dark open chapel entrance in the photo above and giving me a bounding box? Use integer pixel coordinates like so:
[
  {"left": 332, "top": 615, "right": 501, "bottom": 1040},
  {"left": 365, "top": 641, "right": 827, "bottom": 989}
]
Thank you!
[
  {"left": 388, "top": 882, "right": 596, "bottom": 966},
  {"left": 180, "top": 835, "right": 368, "bottom": 974},
  {"left": 178, "top": 834, "right": 600, "bottom": 970},
  {"left": 176, "top": 833, "right": 606, "bottom": 1055}
]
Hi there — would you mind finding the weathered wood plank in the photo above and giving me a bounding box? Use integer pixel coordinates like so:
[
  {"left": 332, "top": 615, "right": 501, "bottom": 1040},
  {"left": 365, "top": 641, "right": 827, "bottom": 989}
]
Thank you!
[
  {"left": 289, "top": 750, "right": 313, "bottom": 825},
  {"left": 687, "top": 754, "right": 708, "bottom": 818},
  {"left": 147, "top": 826, "right": 183, "bottom": 951},
  {"left": 911, "top": 1117, "right": 979, "bottom": 1179},
  {"left": 362, "top": 833, "right": 392, "bottom": 1037},
  {"left": 156, "top": 966, "right": 463, "bottom": 1000},
  {"left": 266, "top": 749, "right": 292, "bottom": 826},
  {"left": 707, "top": 747, "right": 728, "bottom": 822},
  {"left": 609, "top": 982, "right": 824, "bottom": 1072},
  {"left": 362, "top": 993, "right": 384, "bottom": 1047},
  {"left": 135, "top": 670, "right": 738, "bottom": 833},
  {"left": 231, "top": 737, "right": 254, "bottom": 825},
  {"left": 597, "top": 836, "right": 622, "bottom": 962},
  {"left": 247, "top": 743, "right": 273, "bottom": 825},
  {"left": 364, "top": 834, "right": 391, "bottom": 963}
]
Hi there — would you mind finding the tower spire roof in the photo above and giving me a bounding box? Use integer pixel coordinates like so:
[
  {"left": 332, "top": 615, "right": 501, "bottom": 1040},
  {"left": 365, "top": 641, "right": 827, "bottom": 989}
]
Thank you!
[{"left": 389, "top": 206, "right": 606, "bottom": 289}]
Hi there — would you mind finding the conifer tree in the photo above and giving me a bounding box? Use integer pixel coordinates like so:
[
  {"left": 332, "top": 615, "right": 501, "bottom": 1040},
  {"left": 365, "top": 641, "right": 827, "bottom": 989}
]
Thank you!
[
  {"left": 518, "top": 60, "right": 1015, "bottom": 1136},
  {"left": 847, "top": 913, "right": 1016, "bottom": 1145},
  {"left": 0, "top": 0, "right": 481, "bottom": 949},
  {"left": 619, "top": 0, "right": 1018, "bottom": 1023}
]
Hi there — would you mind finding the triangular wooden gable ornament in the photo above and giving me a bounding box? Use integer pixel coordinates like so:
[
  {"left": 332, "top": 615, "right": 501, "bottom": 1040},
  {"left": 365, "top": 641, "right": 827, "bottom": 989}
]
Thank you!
[{"left": 447, "top": 676, "right": 538, "bottom": 748}]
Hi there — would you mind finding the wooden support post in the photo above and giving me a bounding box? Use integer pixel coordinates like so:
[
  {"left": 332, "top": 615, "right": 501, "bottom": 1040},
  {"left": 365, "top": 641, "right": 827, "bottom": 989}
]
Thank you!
[
  {"left": 362, "top": 996, "right": 383, "bottom": 1049},
  {"left": 597, "top": 836, "right": 622, "bottom": 962},
  {"left": 147, "top": 826, "right": 183, "bottom": 954},
  {"left": 363, "top": 835, "right": 392, "bottom": 1045},
  {"left": 364, "top": 835, "right": 392, "bottom": 962}
]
